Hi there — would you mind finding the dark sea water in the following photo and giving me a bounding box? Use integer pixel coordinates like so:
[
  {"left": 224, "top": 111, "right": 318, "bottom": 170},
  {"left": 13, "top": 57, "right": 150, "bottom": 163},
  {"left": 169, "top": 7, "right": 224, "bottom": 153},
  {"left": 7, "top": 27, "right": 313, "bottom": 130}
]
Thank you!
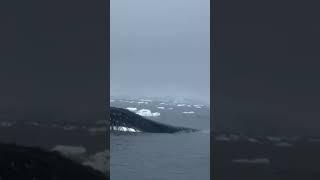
[{"left": 110, "top": 98, "right": 210, "bottom": 180}]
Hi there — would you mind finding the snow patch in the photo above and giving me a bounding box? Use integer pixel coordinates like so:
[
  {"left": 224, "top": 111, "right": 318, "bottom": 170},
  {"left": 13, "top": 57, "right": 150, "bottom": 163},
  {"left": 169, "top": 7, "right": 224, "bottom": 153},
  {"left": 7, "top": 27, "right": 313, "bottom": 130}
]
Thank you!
[
  {"left": 110, "top": 126, "right": 141, "bottom": 132},
  {"left": 126, "top": 107, "right": 138, "bottom": 112},
  {"left": 136, "top": 109, "right": 160, "bottom": 117}
]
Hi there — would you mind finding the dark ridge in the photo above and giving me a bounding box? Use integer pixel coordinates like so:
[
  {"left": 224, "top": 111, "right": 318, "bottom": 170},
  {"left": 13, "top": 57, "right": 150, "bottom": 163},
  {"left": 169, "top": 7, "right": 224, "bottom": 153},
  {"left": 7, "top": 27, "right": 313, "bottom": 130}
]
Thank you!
[
  {"left": 0, "top": 143, "right": 108, "bottom": 180},
  {"left": 110, "top": 107, "right": 197, "bottom": 133}
]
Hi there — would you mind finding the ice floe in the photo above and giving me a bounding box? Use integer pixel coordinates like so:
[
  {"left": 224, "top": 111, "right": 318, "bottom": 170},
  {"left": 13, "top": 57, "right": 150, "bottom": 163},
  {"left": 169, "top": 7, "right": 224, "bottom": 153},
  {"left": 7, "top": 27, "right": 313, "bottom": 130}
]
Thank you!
[
  {"left": 182, "top": 111, "right": 195, "bottom": 114},
  {"left": 157, "top": 107, "right": 165, "bottom": 109},
  {"left": 137, "top": 101, "right": 148, "bottom": 104}
]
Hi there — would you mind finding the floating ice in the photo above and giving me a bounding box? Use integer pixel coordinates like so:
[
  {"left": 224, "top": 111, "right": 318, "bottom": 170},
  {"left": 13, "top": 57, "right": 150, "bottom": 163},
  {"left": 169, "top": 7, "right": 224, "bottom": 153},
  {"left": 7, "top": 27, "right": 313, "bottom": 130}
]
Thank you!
[
  {"left": 182, "top": 111, "right": 195, "bottom": 114},
  {"left": 194, "top": 105, "right": 202, "bottom": 109},
  {"left": 139, "top": 99, "right": 152, "bottom": 102},
  {"left": 157, "top": 107, "right": 165, "bottom": 109},
  {"left": 137, "top": 101, "right": 148, "bottom": 104},
  {"left": 177, "top": 104, "right": 185, "bottom": 107}
]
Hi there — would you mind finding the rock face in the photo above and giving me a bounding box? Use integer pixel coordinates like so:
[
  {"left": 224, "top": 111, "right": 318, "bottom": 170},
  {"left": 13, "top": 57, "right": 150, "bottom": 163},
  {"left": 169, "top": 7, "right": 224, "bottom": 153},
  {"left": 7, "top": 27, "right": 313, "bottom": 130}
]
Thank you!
[
  {"left": 0, "top": 143, "right": 108, "bottom": 180},
  {"left": 110, "top": 107, "right": 197, "bottom": 133}
]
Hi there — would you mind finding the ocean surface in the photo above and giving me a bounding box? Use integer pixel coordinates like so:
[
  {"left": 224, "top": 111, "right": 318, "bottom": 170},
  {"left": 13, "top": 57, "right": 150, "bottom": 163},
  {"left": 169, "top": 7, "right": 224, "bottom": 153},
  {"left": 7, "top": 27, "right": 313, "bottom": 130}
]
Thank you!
[{"left": 110, "top": 98, "right": 210, "bottom": 180}]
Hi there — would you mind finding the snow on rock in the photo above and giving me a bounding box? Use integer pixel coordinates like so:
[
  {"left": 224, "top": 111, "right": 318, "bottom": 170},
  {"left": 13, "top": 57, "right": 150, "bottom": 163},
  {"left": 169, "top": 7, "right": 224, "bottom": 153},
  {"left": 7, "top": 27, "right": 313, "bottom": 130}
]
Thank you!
[
  {"left": 136, "top": 109, "right": 160, "bottom": 117},
  {"left": 110, "top": 126, "right": 141, "bottom": 132},
  {"left": 126, "top": 107, "right": 138, "bottom": 112}
]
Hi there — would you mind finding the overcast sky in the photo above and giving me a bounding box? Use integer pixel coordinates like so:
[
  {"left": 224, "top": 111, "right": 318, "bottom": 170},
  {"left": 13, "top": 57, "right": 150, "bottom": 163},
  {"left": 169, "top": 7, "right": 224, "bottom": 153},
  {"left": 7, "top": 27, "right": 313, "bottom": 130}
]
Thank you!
[{"left": 110, "top": 0, "right": 210, "bottom": 103}]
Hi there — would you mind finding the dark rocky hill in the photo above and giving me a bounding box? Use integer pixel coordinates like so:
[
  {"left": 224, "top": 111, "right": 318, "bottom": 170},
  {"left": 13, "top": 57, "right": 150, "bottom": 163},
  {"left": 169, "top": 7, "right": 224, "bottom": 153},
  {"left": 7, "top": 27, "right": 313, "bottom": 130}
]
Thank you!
[
  {"left": 0, "top": 143, "right": 108, "bottom": 180},
  {"left": 110, "top": 107, "right": 197, "bottom": 133}
]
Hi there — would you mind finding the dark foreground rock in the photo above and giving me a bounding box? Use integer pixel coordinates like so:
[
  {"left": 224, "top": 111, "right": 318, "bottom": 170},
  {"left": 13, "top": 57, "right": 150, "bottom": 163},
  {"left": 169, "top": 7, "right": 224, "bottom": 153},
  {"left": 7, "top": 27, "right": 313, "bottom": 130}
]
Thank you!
[
  {"left": 110, "top": 107, "right": 197, "bottom": 133},
  {"left": 0, "top": 143, "right": 108, "bottom": 180}
]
